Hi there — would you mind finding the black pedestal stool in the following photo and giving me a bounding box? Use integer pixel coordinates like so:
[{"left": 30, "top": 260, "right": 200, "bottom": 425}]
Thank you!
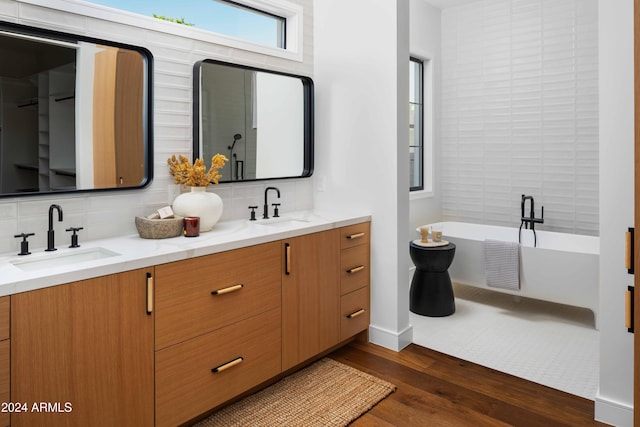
[{"left": 409, "top": 241, "right": 456, "bottom": 317}]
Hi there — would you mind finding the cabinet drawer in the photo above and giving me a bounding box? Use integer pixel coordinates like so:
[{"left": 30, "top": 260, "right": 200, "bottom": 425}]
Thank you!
[
  {"left": 340, "top": 287, "right": 370, "bottom": 340},
  {"left": 0, "top": 297, "right": 8, "bottom": 341},
  {"left": 340, "top": 222, "right": 370, "bottom": 249},
  {"left": 0, "top": 339, "right": 8, "bottom": 427},
  {"left": 155, "top": 308, "right": 281, "bottom": 427},
  {"left": 155, "top": 242, "right": 281, "bottom": 350},
  {"left": 340, "top": 244, "right": 370, "bottom": 295}
]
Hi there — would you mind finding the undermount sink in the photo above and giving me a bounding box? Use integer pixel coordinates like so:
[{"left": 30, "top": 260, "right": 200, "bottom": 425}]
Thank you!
[
  {"left": 253, "top": 217, "right": 311, "bottom": 228},
  {"left": 10, "top": 247, "right": 120, "bottom": 272}
]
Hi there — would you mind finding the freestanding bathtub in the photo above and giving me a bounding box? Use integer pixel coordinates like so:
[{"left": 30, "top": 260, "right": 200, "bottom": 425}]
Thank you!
[{"left": 423, "top": 222, "right": 600, "bottom": 329}]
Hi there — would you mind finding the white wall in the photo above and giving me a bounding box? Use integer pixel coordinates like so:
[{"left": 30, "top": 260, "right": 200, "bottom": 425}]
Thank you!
[
  {"left": 0, "top": 0, "right": 314, "bottom": 253},
  {"left": 256, "top": 72, "right": 303, "bottom": 178},
  {"left": 440, "top": 0, "right": 599, "bottom": 236},
  {"left": 596, "top": 1, "right": 634, "bottom": 425},
  {"left": 314, "top": 0, "right": 412, "bottom": 350},
  {"left": 409, "top": 0, "right": 442, "bottom": 240}
]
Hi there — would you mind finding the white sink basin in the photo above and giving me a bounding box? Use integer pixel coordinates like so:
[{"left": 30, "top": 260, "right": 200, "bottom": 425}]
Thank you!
[
  {"left": 253, "top": 217, "right": 311, "bottom": 228},
  {"left": 11, "top": 247, "right": 120, "bottom": 272}
]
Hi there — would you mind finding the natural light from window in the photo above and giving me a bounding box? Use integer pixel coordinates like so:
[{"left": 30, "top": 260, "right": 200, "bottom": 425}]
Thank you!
[
  {"left": 409, "top": 57, "right": 424, "bottom": 192},
  {"left": 87, "top": 0, "right": 285, "bottom": 48}
]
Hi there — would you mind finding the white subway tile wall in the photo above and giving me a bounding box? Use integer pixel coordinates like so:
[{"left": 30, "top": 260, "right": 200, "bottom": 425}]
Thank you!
[
  {"left": 0, "top": 0, "right": 314, "bottom": 254},
  {"left": 440, "top": 0, "right": 598, "bottom": 236}
]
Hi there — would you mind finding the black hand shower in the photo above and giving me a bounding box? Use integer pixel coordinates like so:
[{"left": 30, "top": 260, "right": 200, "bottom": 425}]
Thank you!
[
  {"left": 228, "top": 133, "right": 242, "bottom": 151},
  {"left": 228, "top": 134, "right": 242, "bottom": 180}
]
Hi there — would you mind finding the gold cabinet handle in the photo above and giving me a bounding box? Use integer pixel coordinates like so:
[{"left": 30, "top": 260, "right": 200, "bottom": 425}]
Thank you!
[
  {"left": 211, "top": 284, "right": 244, "bottom": 296},
  {"left": 626, "top": 286, "right": 634, "bottom": 332},
  {"left": 146, "top": 273, "right": 153, "bottom": 315},
  {"left": 346, "top": 232, "right": 365, "bottom": 240},
  {"left": 347, "top": 265, "right": 365, "bottom": 274},
  {"left": 212, "top": 357, "right": 244, "bottom": 373},
  {"left": 285, "top": 243, "right": 291, "bottom": 275},
  {"left": 626, "top": 228, "right": 634, "bottom": 273},
  {"left": 346, "top": 308, "right": 366, "bottom": 319}
]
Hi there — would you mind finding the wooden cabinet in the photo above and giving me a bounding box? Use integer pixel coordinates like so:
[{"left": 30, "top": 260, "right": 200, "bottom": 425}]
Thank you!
[
  {"left": 6, "top": 220, "right": 370, "bottom": 426},
  {"left": 156, "top": 309, "right": 281, "bottom": 427},
  {"left": 0, "top": 297, "right": 9, "bottom": 427},
  {"left": 93, "top": 47, "right": 145, "bottom": 188},
  {"left": 339, "top": 223, "right": 371, "bottom": 341},
  {"left": 282, "top": 229, "right": 341, "bottom": 371},
  {"left": 10, "top": 268, "right": 154, "bottom": 427},
  {"left": 155, "top": 242, "right": 281, "bottom": 350},
  {"left": 154, "top": 242, "right": 282, "bottom": 427},
  {"left": 281, "top": 224, "right": 371, "bottom": 370}
]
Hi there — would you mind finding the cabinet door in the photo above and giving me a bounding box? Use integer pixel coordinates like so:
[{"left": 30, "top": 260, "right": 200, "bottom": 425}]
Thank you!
[
  {"left": 0, "top": 296, "right": 9, "bottom": 427},
  {"left": 282, "top": 229, "right": 340, "bottom": 370},
  {"left": 155, "top": 242, "right": 281, "bottom": 350},
  {"left": 11, "top": 268, "right": 154, "bottom": 427}
]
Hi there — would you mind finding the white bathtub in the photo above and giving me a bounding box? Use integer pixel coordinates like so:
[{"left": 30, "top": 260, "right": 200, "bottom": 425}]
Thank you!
[{"left": 424, "top": 222, "right": 600, "bottom": 329}]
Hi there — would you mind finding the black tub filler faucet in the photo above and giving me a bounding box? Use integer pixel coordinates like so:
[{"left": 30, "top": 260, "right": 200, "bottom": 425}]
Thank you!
[{"left": 519, "top": 194, "right": 544, "bottom": 247}]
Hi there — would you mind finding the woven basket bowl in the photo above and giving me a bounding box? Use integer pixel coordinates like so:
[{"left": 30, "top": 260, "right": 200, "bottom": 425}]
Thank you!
[{"left": 135, "top": 216, "right": 184, "bottom": 239}]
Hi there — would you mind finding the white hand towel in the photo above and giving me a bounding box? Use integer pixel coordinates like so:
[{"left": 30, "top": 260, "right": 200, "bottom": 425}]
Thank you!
[{"left": 484, "top": 239, "right": 520, "bottom": 290}]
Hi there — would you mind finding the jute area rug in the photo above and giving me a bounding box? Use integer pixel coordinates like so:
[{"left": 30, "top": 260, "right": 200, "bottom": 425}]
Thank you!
[{"left": 193, "top": 358, "right": 396, "bottom": 427}]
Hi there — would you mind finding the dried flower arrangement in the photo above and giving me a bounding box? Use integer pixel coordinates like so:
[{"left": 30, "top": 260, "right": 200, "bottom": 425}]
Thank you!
[{"left": 167, "top": 154, "right": 228, "bottom": 186}]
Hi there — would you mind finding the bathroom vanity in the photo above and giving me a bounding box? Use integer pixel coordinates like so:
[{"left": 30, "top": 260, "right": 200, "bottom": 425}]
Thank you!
[{"left": 0, "top": 213, "right": 370, "bottom": 427}]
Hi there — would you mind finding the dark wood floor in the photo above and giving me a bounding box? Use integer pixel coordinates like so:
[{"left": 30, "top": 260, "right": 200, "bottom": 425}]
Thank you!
[{"left": 329, "top": 340, "right": 610, "bottom": 427}]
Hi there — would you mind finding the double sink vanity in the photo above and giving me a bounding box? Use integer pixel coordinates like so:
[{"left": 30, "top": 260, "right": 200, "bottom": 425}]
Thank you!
[
  {"left": 0, "top": 16, "right": 356, "bottom": 427},
  {"left": 0, "top": 210, "right": 371, "bottom": 427}
]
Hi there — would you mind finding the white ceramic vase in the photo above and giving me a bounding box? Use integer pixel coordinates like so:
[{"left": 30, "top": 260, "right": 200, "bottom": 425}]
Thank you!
[{"left": 172, "top": 186, "right": 223, "bottom": 232}]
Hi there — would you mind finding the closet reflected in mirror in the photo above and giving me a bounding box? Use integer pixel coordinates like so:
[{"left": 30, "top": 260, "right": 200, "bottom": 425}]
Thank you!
[
  {"left": 0, "top": 22, "right": 152, "bottom": 197},
  {"left": 194, "top": 59, "right": 313, "bottom": 182}
]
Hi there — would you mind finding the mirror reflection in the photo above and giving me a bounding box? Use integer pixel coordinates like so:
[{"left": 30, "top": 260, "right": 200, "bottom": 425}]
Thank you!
[
  {"left": 0, "top": 23, "right": 152, "bottom": 197},
  {"left": 194, "top": 60, "right": 313, "bottom": 182}
]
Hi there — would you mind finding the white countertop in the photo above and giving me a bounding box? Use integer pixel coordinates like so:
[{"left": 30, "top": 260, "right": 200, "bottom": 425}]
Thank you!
[{"left": 0, "top": 210, "right": 371, "bottom": 297}]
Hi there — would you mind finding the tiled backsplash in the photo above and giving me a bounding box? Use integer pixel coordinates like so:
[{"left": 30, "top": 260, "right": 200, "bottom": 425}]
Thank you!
[
  {"left": 0, "top": 178, "right": 313, "bottom": 254},
  {"left": 0, "top": 0, "right": 314, "bottom": 254},
  {"left": 440, "top": 0, "right": 599, "bottom": 235}
]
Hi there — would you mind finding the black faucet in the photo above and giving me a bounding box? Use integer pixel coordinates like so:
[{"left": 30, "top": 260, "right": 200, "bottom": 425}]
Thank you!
[
  {"left": 46, "top": 204, "right": 63, "bottom": 252},
  {"left": 263, "top": 187, "right": 280, "bottom": 219},
  {"left": 519, "top": 195, "right": 544, "bottom": 247}
]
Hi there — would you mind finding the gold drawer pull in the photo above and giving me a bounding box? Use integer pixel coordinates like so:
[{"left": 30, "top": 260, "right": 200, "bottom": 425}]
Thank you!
[
  {"left": 211, "top": 284, "right": 244, "bottom": 296},
  {"left": 146, "top": 273, "right": 153, "bottom": 315},
  {"left": 346, "top": 232, "right": 365, "bottom": 240},
  {"left": 346, "top": 308, "right": 366, "bottom": 319},
  {"left": 347, "top": 265, "right": 365, "bottom": 274},
  {"left": 626, "top": 228, "right": 634, "bottom": 273},
  {"left": 626, "top": 286, "right": 634, "bottom": 332},
  {"left": 212, "top": 357, "right": 244, "bottom": 373},
  {"left": 285, "top": 243, "right": 291, "bottom": 275}
]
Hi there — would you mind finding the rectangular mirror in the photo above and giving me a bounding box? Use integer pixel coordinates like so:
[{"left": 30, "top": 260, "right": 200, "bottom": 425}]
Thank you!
[
  {"left": 0, "top": 22, "right": 153, "bottom": 197},
  {"left": 194, "top": 59, "right": 313, "bottom": 182}
]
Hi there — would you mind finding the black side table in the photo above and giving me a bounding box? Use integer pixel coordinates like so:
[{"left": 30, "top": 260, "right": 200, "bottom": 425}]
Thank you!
[{"left": 409, "top": 241, "right": 456, "bottom": 317}]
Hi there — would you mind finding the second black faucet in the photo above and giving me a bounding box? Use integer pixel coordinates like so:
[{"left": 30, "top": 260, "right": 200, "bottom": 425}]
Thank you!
[
  {"left": 46, "top": 204, "right": 63, "bottom": 252},
  {"left": 263, "top": 187, "right": 280, "bottom": 219}
]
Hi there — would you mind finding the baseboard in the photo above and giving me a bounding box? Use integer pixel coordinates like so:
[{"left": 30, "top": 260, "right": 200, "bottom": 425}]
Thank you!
[
  {"left": 595, "top": 393, "right": 633, "bottom": 427},
  {"left": 368, "top": 323, "right": 413, "bottom": 351}
]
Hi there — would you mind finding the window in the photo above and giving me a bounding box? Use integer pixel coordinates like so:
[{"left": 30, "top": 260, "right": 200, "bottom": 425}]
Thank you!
[
  {"left": 409, "top": 57, "right": 424, "bottom": 191},
  {"left": 210, "top": 1, "right": 286, "bottom": 48},
  {"left": 87, "top": 0, "right": 286, "bottom": 49}
]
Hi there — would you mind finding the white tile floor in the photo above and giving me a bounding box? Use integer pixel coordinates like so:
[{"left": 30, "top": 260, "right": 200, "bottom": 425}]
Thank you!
[{"left": 410, "top": 283, "right": 600, "bottom": 400}]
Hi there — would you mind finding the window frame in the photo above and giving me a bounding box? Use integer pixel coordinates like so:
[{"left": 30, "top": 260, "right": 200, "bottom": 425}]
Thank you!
[
  {"left": 409, "top": 54, "right": 434, "bottom": 198},
  {"left": 18, "top": 0, "right": 304, "bottom": 62},
  {"left": 213, "top": 0, "right": 287, "bottom": 49},
  {"left": 410, "top": 56, "right": 425, "bottom": 192}
]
